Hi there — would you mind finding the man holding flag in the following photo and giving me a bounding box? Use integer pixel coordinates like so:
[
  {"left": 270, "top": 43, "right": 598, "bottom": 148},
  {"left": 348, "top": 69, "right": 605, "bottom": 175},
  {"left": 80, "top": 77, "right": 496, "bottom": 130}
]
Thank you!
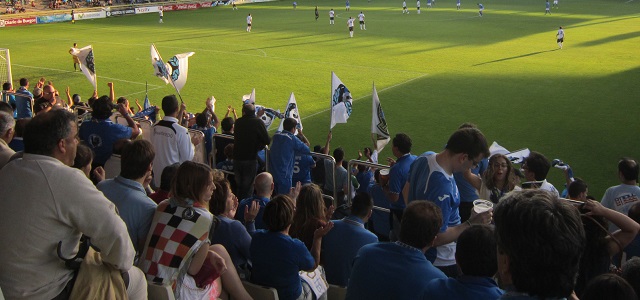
[
  {"left": 269, "top": 118, "right": 311, "bottom": 195},
  {"left": 382, "top": 133, "right": 417, "bottom": 240}
]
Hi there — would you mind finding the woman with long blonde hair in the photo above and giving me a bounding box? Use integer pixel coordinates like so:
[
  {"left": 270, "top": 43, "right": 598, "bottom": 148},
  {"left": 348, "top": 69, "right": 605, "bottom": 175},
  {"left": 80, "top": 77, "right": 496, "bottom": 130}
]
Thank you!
[{"left": 464, "top": 154, "right": 520, "bottom": 203}]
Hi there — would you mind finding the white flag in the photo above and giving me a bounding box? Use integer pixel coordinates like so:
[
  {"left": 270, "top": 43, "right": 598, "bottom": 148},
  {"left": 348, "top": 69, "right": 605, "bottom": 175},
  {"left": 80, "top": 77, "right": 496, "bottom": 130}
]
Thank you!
[
  {"left": 242, "top": 88, "right": 256, "bottom": 104},
  {"left": 70, "top": 45, "right": 97, "bottom": 89},
  {"left": 259, "top": 107, "right": 283, "bottom": 129},
  {"left": 489, "top": 141, "right": 510, "bottom": 157},
  {"left": 166, "top": 52, "right": 195, "bottom": 92},
  {"left": 371, "top": 84, "right": 390, "bottom": 152},
  {"left": 150, "top": 44, "right": 170, "bottom": 85},
  {"left": 330, "top": 72, "right": 353, "bottom": 129},
  {"left": 277, "top": 92, "right": 303, "bottom": 134}
]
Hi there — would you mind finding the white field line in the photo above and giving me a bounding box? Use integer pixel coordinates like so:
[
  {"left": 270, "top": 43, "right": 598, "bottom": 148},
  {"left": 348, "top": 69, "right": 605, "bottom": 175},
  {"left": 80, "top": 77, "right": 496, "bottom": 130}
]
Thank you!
[{"left": 13, "top": 64, "right": 163, "bottom": 87}]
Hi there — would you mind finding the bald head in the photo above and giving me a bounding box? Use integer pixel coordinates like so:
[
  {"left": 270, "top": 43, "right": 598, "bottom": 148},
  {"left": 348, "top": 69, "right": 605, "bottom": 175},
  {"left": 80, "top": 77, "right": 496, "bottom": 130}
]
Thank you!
[
  {"left": 42, "top": 85, "right": 56, "bottom": 102},
  {"left": 254, "top": 172, "right": 274, "bottom": 197},
  {"left": 242, "top": 103, "right": 255, "bottom": 117}
]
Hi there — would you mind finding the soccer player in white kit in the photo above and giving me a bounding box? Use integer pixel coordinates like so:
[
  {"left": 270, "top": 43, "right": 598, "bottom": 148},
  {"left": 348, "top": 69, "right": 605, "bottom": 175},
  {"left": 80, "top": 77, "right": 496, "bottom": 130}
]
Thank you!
[
  {"left": 158, "top": 9, "right": 163, "bottom": 23},
  {"left": 402, "top": 0, "right": 408, "bottom": 13},
  {"left": 246, "top": 13, "right": 252, "bottom": 32},
  {"left": 556, "top": 26, "right": 564, "bottom": 49},
  {"left": 358, "top": 11, "right": 366, "bottom": 30},
  {"left": 329, "top": 9, "right": 335, "bottom": 24},
  {"left": 347, "top": 17, "right": 355, "bottom": 37},
  {"left": 417, "top": 0, "right": 421, "bottom": 14},
  {"left": 553, "top": 0, "right": 558, "bottom": 8}
]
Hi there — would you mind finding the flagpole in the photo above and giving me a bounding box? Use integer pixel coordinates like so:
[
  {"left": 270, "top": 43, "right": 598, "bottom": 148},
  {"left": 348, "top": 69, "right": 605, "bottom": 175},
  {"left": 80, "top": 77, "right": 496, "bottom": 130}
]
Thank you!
[
  {"left": 329, "top": 71, "right": 333, "bottom": 132},
  {"left": 371, "top": 81, "right": 375, "bottom": 150},
  {"left": 152, "top": 43, "right": 184, "bottom": 103},
  {"left": 93, "top": 46, "right": 98, "bottom": 91}
]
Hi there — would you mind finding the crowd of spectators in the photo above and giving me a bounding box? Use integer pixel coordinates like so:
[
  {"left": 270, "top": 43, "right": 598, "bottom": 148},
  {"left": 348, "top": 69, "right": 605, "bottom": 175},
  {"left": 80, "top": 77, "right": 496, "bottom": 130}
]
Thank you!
[{"left": 3, "top": 76, "right": 640, "bottom": 300}]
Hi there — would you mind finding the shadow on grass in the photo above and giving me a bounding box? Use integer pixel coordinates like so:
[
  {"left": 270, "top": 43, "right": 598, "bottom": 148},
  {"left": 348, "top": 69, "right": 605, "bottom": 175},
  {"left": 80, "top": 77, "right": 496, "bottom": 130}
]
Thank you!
[
  {"left": 472, "top": 48, "right": 558, "bottom": 66},
  {"left": 569, "top": 15, "right": 640, "bottom": 30},
  {"left": 575, "top": 30, "right": 640, "bottom": 47}
]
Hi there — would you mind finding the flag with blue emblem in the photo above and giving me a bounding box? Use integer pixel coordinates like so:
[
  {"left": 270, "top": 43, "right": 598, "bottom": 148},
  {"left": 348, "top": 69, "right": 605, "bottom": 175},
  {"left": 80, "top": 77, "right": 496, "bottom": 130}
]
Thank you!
[
  {"left": 70, "top": 45, "right": 97, "bottom": 89},
  {"left": 240, "top": 88, "right": 282, "bottom": 128},
  {"left": 330, "top": 72, "right": 353, "bottom": 129},
  {"left": 166, "top": 52, "right": 194, "bottom": 92},
  {"left": 371, "top": 83, "right": 390, "bottom": 152},
  {"left": 277, "top": 92, "right": 303, "bottom": 134},
  {"left": 150, "top": 44, "right": 170, "bottom": 85}
]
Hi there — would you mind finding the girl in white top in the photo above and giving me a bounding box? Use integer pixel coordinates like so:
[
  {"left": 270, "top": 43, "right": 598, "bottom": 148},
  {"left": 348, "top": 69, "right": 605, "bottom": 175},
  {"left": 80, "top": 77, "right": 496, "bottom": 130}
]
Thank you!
[{"left": 464, "top": 154, "right": 521, "bottom": 204}]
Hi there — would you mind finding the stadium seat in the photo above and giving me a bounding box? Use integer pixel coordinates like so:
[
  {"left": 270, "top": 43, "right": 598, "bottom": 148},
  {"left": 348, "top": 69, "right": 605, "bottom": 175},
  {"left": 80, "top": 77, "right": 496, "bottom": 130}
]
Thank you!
[
  {"left": 241, "top": 281, "right": 279, "bottom": 300},
  {"left": 189, "top": 129, "right": 207, "bottom": 165},
  {"left": 115, "top": 115, "right": 152, "bottom": 141},
  {"left": 328, "top": 284, "right": 347, "bottom": 300},
  {"left": 147, "top": 281, "right": 175, "bottom": 300},
  {"left": 138, "top": 119, "right": 153, "bottom": 141}
]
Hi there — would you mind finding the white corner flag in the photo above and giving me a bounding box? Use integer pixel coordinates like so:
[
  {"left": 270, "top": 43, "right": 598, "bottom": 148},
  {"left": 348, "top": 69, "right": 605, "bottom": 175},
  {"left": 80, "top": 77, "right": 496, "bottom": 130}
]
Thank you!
[
  {"left": 277, "top": 92, "right": 303, "bottom": 133},
  {"left": 150, "top": 44, "right": 170, "bottom": 85},
  {"left": 70, "top": 45, "right": 97, "bottom": 89},
  {"left": 371, "top": 83, "right": 390, "bottom": 152},
  {"left": 242, "top": 88, "right": 256, "bottom": 104},
  {"left": 330, "top": 72, "right": 353, "bottom": 129},
  {"left": 166, "top": 52, "right": 195, "bottom": 92}
]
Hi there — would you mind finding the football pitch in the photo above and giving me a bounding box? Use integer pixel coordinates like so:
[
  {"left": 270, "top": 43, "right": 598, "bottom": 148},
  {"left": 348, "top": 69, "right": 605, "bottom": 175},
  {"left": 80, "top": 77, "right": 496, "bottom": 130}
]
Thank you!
[{"left": 2, "top": 0, "right": 639, "bottom": 196}]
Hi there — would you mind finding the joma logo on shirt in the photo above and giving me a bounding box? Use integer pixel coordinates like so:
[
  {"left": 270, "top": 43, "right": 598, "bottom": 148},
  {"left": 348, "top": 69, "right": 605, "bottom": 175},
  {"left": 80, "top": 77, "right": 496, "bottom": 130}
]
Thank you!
[
  {"left": 438, "top": 195, "right": 450, "bottom": 202},
  {"left": 154, "top": 131, "right": 174, "bottom": 138}
]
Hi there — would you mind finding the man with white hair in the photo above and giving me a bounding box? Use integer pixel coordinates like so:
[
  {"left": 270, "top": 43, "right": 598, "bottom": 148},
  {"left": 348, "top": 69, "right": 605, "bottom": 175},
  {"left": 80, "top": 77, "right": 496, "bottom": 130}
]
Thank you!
[
  {"left": 0, "top": 111, "right": 15, "bottom": 169},
  {"left": 0, "top": 109, "right": 147, "bottom": 299}
]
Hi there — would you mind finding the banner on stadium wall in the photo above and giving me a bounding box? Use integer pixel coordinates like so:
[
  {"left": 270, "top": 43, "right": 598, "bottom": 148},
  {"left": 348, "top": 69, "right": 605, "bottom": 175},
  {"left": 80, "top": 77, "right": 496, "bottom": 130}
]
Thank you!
[
  {"left": 75, "top": 11, "right": 107, "bottom": 20},
  {"left": 106, "top": 7, "right": 136, "bottom": 17},
  {"left": 162, "top": 3, "right": 208, "bottom": 11},
  {"left": 0, "top": 17, "right": 37, "bottom": 27},
  {"left": 135, "top": 6, "right": 162, "bottom": 14},
  {"left": 37, "top": 13, "right": 73, "bottom": 24}
]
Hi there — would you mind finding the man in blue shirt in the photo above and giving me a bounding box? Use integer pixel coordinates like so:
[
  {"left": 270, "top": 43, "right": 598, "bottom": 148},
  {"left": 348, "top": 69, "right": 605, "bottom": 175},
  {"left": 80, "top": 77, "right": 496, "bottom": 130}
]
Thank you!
[
  {"left": 368, "top": 170, "right": 391, "bottom": 241},
  {"left": 404, "top": 127, "right": 491, "bottom": 277},
  {"left": 1, "top": 82, "right": 16, "bottom": 118},
  {"left": 424, "top": 225, "right": 504, "bottom": 299},
  {"left": 545, "top": 0, "right": 551, "bottom": 14},
  {"left": 382, "top": 133, "right": 417, "bottom": 240},
  {"left": 454, "top": 123, "right": 489, "bottom": 223},
  {"left": 292, "top": 152, "right": 315, "bottom": 187},
  {"left": 236, "top": 172, "right": 274, "bottom": 230},
  {"left": 269, "top": 118, "right": 311, "bottom": 195},
  {"left": 15, "top": 78, "right": 33, "bottom": 119},
  {"left": 346, "top": 201, "right": 446, "bottom": 299},
  {"left": 322, "top": 192, "right": 378, "bottom": 286},
  {"left": 79, "top": 95, "right": 139, "bottom": 167},
  {"left": 97, "top": 139, "right": 157, "bottom": 254}
]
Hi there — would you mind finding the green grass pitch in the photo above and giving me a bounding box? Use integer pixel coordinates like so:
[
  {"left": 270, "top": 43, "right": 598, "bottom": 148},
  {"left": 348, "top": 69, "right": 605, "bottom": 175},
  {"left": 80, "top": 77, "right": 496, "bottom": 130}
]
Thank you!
[{"left": 2, "top": 0, "right": 639, "bottom": 196}]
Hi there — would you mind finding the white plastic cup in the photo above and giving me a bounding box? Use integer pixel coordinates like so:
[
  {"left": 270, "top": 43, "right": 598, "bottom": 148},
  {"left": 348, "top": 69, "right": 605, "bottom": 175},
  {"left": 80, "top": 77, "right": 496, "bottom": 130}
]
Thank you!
[{"left": 473, "top": 199, "right": 493, "bottom": 214}]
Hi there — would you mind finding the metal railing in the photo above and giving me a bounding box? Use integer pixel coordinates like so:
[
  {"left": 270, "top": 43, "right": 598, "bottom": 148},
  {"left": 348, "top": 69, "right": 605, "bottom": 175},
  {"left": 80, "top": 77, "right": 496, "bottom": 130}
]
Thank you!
[{"left": 347, "top": 159, "right": 391, "bottom": 213}]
